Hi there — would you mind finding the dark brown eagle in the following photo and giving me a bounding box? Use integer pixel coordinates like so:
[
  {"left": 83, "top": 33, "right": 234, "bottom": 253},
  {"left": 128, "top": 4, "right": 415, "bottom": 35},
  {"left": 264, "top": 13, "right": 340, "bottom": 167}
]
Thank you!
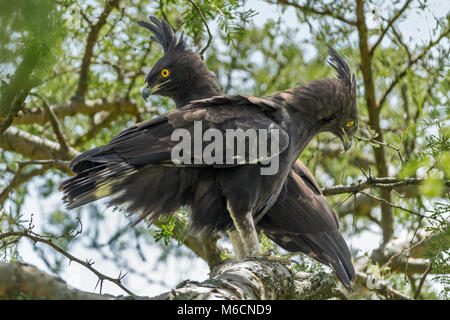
[{"left": 59, "top": 17, "right": 357, "bottom": 290}]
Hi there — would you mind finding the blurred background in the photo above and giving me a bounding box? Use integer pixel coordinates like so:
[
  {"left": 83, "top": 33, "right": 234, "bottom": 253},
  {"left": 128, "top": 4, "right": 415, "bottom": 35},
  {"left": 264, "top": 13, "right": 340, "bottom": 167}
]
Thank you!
[{"left": 0, "top": 0, "right": 449, "bottom": 299}]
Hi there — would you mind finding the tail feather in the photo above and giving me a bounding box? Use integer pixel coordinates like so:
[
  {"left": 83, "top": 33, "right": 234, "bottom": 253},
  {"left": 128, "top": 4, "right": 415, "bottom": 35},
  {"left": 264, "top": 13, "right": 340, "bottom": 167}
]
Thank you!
[
  {"left": 266, "top": 230, "right": 355, "bottom": 291},
  {"left": 59, "top": 162, "right": 136, "bottom": 209}
]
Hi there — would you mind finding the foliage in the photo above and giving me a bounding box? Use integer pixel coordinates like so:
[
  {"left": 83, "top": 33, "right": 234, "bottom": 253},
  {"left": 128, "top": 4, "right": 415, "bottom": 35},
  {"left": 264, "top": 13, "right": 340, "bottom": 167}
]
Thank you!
[{"left": 0, "top": 0, "right": 449, "bottom": 299}]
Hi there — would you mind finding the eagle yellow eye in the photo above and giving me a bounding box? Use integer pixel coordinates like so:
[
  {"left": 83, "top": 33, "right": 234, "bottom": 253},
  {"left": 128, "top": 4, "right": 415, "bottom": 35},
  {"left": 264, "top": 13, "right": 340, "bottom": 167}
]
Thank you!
[
  {"left": 346, "top": 121, "right": 354, "bottom": 127},
  {"left": 161, "top": 69, "right": 170, "bottom": 77}
]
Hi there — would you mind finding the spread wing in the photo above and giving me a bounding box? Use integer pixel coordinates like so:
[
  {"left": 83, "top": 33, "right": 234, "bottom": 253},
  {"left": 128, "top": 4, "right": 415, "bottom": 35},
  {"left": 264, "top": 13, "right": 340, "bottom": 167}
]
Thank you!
[{"left": 70, "top": 95, "right": 289, "bottom": 173}]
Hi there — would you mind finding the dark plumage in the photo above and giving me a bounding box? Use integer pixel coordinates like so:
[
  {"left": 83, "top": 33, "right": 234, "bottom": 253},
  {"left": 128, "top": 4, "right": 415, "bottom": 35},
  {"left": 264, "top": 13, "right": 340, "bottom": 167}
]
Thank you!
[{"left": 59, "top": 17, "right": 357, "bottom": 290}]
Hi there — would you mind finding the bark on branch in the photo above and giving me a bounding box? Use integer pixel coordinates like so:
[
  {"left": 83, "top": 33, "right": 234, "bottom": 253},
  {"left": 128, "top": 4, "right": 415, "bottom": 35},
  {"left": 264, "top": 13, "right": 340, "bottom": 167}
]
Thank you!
[
  {"left": 0, "top": 126, "right": 79, "bottom": 161},
  {"left": 7, "top": 97, "right": 144, "bottom": 126},
  {"left": 0, "top": 262, "right": 115, "bottom": 300},
  {"left": 154, "top": 258, "right": 345, "bottom": 300},
  {"left": 0, "top": 259, "right": 345, "bottom": 300}
]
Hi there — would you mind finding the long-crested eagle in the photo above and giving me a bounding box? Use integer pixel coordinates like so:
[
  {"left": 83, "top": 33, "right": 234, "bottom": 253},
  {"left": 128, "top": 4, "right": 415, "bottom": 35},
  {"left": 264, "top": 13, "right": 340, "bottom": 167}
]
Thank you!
[{"left": 59, "top": 16, "right": 358, "bottom": 290}]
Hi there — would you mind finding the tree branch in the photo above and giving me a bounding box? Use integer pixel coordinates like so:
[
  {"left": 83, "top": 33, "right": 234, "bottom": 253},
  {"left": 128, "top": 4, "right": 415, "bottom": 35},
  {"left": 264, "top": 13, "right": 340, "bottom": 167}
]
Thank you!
[
  {"left": 275, "top": 0, "right": 357, "bottom": 26},
  {"left": 74, "top": 0, "right": 120, "bottom": 98},
  {"left": 34, "top": 94, "right": 71, "bottom": 153},
  {"left": 153, "top": 258, "right": 345, "bottom": 300},
  {"left": 0, "top": 166, "right": 48, "bottom": 207},
  {"left": 322, "top": 177, "right": 442, "bottom": 196},
  {"left": 377, "top": 27, "right": 450, "bottom": 110},
  {"left": 187, "top": 0, "right": 213, "bottom": 58},
  {"left": 0, "top": 258, "right": 345, "bottom": 300},
  {"left": 356, "top": 0, "right": 393, "bottom": 243},
  {"left": 0, "top": 126, "right": 79, "bottom": 161},
  {"left": 0, "top": 262, "right": 117, "bottom": 300},
  {"left": 369, "top": 0, "right": 413, "bottom": 55},
  {"left": 355, "top": 271, "right": 412, "bottom": 300},
  {"left": 0, "top": 231, "right": 138, "bottom": 297},
  {"left": 72, "top": 111, "right": 120, "bottom": 147},
  {"left": 8, "top": 97, "right": 146, "bottom": 126}
]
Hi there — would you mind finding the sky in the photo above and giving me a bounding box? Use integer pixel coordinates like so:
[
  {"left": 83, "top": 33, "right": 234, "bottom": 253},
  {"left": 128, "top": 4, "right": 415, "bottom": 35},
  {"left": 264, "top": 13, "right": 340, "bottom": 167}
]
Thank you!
[{"left": 10, "top": 0, "right": 450, "bottom": 297}]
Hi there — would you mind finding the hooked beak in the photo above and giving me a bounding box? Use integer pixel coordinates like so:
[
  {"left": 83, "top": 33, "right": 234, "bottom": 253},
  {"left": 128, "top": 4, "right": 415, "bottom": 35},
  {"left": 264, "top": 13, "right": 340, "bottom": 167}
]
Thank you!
[
  {"left": 141, "top": 80, "right": 171, "bottom": 102},
  {"left": 340, "top": 128, "right": 353, "bottom": 152},
  {"left": 141, "top": 85, "right": 151, "bottom": 102}
]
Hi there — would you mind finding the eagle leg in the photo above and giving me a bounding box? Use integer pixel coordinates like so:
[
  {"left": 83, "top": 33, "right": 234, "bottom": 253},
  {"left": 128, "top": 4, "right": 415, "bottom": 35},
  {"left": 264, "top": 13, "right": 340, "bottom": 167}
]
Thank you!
[
  {"left": 227, "top": 229, "right": 246, "bottom": 260},
  {"left": 227, "top": 201, "right": 261, "bottom": 259}
]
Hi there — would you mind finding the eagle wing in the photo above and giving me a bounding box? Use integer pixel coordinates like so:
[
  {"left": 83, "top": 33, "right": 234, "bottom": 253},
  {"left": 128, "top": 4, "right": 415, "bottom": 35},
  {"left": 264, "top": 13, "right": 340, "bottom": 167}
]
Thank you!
[
  {"left": 70, "top": 95, "right": 289, "bottom": 172},
  {"left": 258, "top": 161, "right": 355, "bottom": 290}
]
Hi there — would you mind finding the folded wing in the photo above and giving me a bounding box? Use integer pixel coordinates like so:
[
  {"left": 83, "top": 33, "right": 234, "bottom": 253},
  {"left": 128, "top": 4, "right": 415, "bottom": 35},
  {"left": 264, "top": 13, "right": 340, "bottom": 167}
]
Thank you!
[
  {"left": 258, "top": 161, "right": 355, "bottom": 290},
  {"left": 60, "top": 96, "right": 289, "bottom": 226}
]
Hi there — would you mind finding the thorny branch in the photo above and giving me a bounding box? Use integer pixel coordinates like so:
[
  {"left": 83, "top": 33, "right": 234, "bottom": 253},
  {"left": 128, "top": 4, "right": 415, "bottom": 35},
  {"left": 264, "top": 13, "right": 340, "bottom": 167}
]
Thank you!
[
  {"left": 0, "top": 228, "right": 138, "bottom": 297},
  {"left": 355, "top": 135, "right": 403, "bottom": 164},
  {"left": 322, "top": 176, "right": 448, "bottom": 196}
]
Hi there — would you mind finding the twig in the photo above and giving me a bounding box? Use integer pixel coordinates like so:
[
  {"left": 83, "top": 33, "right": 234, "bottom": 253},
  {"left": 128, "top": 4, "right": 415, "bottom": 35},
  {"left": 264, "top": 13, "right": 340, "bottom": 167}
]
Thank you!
[
  {"left": 369, "top": 0, "right": 413, "bottom": 56},
  {"left": 413, "top": 262, "right": 432, "bottom": 299},
  {"left": 32, "top": 93, "right": 71, "bottom": 153},
  {"left": 274, "top": 0, "right": 357, "bottom": 26},
  {"left": 187, "top": 0, "right": 213, "bottom": 58},
  {"left": 0, "top": 162, "right": 57, "bottom": 207},
  {"left": 75, "top": 0, "right": 120, "bottom": 98},
  {"left": 0, "top": 230, "right": 138, "bottom": 297},
  {"left": 355, "top": 271, "right": 412, "bottom": 300},
  {"left": 322, "top": 176, "right": 440, "bottom": 196},
  {"left": 72, "top": 111, "right": 120, "bottom": 147},
  {"left": 358, "top": 190, "right": 431, "bottom": 220},
  {"left": 16, "top": 159, "right": 70, "bottom": 169},
  {"left": 377, "top": 27, "right": 450, "bottom": 110},
  {"left": 391, "top": 26, "right": 412, "bottom": 63},
  {"left": 355, "top": 135, "right": 403, "bottom": 163}
]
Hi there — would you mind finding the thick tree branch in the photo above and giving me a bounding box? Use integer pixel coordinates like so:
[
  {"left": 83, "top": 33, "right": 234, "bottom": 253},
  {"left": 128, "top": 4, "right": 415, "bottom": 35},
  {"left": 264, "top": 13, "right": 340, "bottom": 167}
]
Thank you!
[
  {"left": 8, "top": 97, "right": 145, "bottom": 125},
  {"left": 0, "top": 262, "right": 116, "bottom": 300},
  {"left": 75, "top": 0, "right": 120, "bottom": 98},
  {"left": 0, "top": 259, "right": 345, "bottom": 300},
  {"left": 322, "top": 176, "right": 447, "bottom": 196},
  {"left": 356, "top": 0, "right": 393, "bottom": 243},
  {"left": 0, "top": 126, "right": 79, "bottom": 161},
  {"left": 153, "top": 258, "right": 345, "bottom": 300}
]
